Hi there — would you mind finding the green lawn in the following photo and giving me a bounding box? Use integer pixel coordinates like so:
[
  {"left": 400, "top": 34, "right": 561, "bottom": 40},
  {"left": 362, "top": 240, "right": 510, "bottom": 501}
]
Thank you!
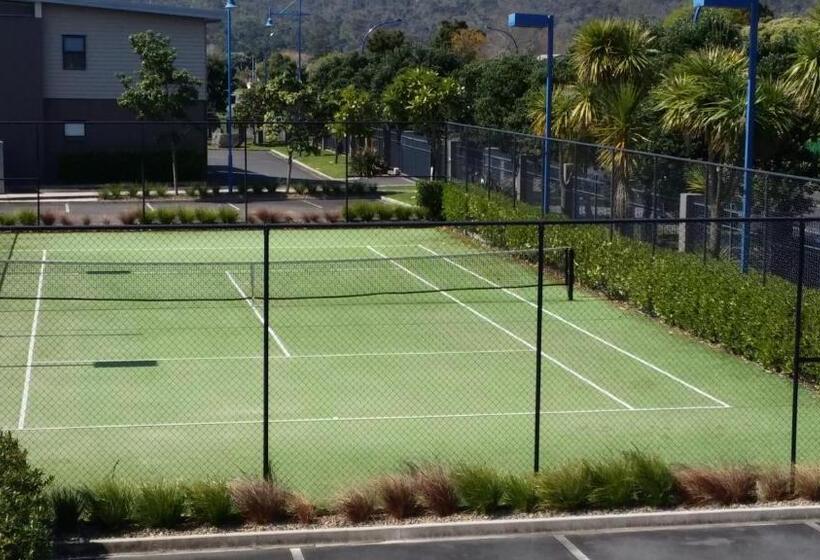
[
  {"left": 276, "top": 149, "right": 347, "bottom": 179},
  {"left": 2, "top": 227, "right": 819, "bottom": 500}
]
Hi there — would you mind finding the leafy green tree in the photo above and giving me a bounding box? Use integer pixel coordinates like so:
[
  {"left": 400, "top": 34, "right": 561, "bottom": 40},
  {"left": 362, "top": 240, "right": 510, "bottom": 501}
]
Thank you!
[
  {"left": 654, "top": 47, "right": 795, "bottom": 254},
  {"left": 570, "top": 19, "right": 656, "bottom": 87},
  {"left": 207, "top": 54, "right": 227, "bottom": 114},
  {"left": 118, "top": 31, "right": 201, "bottom": 192},
  {"left": 332, "top": 85, "right": 379, "bottom": 162},
  {"left": 366, "top": 29, "right": 406, "bottom": 54},
  {"left": 382, "top": 67, "right": 463, "bottom": 130},
  {"left": 657, "top": 6, "right": 742, "bottom": 57},
  {"left": 264, "top": 72, "right": 325, "bottom": 190},
  {"left": 432, "top": 20, "right": 470, "bottom": 50},
  {"left": 233, "top": 81, "right": 268, "bottom": 144}
]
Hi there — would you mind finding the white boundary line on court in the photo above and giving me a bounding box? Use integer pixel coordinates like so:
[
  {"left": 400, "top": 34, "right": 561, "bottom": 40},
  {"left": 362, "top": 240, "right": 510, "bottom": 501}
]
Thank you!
[
  {"left": 17, "top": 249, "right": 47, "bottom": 430},
  {"left": 31, "top": 348, "right": 532, "bottom": 367},
  {"left": 225, "top": 271, "right": 292, "bottom": 358},
  {"left": 6, "top": 404, "right": 727, "bottom": 433},
  {"left": 418, "top": 244, "right": 731, "bottom": 409},
  {"left": 367, "top": 246, "right": 635, "bottom": 410},
  {"left": 11, "top": 244, "right": 423, "bottom": 254}
]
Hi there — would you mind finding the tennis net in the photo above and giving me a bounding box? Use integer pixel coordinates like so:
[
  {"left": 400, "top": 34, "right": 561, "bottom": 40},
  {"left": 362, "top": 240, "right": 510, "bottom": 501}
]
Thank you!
[{"left": 0, "top": 247, "right": 573, "bottom": 303}]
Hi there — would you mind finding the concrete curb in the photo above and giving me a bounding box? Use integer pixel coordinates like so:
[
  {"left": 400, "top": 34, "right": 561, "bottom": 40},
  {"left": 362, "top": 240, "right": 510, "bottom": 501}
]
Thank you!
[
  {"left": 268, "top": 149, "right": 336, "bottom": 181},
  {"left": 381, "top": 196, "right": 415, "bottom": 207},
  {"left": 57, "top": 505, "right": 820, "bottom": 557}
]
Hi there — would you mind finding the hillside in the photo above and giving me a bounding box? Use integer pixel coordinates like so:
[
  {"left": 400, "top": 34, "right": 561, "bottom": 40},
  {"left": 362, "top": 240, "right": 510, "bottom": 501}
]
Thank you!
[{"left": 155, "top": 0, "right": 817, "bottom": 57}]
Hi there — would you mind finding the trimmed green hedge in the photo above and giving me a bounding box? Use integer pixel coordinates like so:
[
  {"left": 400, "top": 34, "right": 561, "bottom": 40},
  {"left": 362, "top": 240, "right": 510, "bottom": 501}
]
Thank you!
[{"left": 419, "top": 181, "right": 819, "bottom": 377}]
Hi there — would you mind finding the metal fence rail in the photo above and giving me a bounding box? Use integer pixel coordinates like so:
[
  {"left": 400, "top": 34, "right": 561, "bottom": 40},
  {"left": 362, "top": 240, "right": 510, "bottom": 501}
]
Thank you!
[{"left": 0, "top": 217, "right": 818, "bottom": 497}]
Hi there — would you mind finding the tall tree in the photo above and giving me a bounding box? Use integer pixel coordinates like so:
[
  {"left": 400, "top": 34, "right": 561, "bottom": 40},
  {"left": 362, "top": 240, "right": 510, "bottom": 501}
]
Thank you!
[
  {"left": 331, "top": 85, "right": 378, "bottom": 162},
  {"left": 264, "top": 72, "right": 325, "bottom": 190},
  {"left": 118, "top": 31, "right": 201, "bottom": 192},
  {"left": 654, "top": 47, "right": 794, "bottom": 255}
]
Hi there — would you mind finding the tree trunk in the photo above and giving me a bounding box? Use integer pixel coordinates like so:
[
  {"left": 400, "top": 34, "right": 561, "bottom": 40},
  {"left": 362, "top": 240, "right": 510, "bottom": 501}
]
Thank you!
[
  {"left": 287, "top": 151, "right": 293, "bottom": 192},
  {"left": 171, "top": 141, "right": 178, "bottom": 196},
  {"left": 706, "top": 157, "right": 722, "bottom": 259}
]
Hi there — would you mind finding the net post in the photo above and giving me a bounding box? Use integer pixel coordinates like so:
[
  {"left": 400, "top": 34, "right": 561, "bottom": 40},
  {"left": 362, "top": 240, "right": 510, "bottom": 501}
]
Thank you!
[
  {"left": 533, "top": 222, "right": 545, "bottom": 473},
  {"left": 566, "top": 247, "right": 575, "bottom": 302},
  {"left": 262, "top": 227, "right": 271, "bottom": 481},
  {"left": 790, "top": 220, "right": 806, "bottom": 472}
]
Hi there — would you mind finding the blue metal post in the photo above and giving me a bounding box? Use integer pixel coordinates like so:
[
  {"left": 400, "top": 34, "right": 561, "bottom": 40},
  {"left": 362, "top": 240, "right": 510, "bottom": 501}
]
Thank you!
[
  {"left": 543, "top": 18, "right": 554, "bottom": 216},
  {"left": 226, "top": 0, "right": 236, "bottom": 192},
  {"left": 740, "top": 1, "right": 760, "bottom": 273}
]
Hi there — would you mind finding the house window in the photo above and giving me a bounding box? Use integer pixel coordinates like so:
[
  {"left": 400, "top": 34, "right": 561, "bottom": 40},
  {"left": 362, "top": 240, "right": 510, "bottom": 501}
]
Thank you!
[
  {"left": 62, "top": 35, "right": 86, "bottom": 70},
  {"left": 64, "top": 123, "right": 85, "bottom": 138}
]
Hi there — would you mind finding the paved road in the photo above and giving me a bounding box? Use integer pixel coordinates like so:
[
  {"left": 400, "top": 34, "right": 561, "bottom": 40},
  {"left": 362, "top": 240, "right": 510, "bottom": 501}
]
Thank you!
[
  {"left": 82, "top": 521, "right": 820, "bottom": 560},
  {"left": 207, "top": 148, "right": 324, "bottom": 183}
]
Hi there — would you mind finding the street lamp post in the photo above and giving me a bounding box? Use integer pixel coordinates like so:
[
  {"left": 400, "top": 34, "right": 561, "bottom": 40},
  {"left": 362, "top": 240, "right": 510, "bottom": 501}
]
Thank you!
[
  {"left": 264, "top": 8, "right": 274, "bottom": 83},
  {"left": 360, "top": 18, "right": 403, "bottom": 53},
  {"left": 486, "top": 26, "right": 519, "bottom": 53},
  {"left": 509, "top": 13, "right": 555, "bottom": 216},
  {"left": 694, "top": 0, "right": 760, "bottom": 273},
  {"left": 266, "top": 0, "right": 307, "bottom": 82},
  {"left": 225, "top": 0, "right": 236, "bottom": 193}
]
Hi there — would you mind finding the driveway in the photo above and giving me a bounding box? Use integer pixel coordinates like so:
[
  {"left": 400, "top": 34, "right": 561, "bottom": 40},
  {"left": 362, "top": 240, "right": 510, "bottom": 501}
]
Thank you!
[{"left": 75, "top": 520, "right": 820, "bottom": 559}]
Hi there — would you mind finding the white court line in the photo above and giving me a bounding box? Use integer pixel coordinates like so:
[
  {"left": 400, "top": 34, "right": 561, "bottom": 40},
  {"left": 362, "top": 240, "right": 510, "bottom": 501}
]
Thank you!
[
  {"left": 18, "top": 249, "right": 47, "bottom": 430},
  {"left": 418, "top": 245, "right": 731, "bottom": 409},
  {"left": 290, "top": 548, "right": 305, "bottom": 560},
  {"left": 301, "top": 199, "right": 323, "bottom": 209},
  {"left": 556, "top": 535, "right": 592, "bottom": 560},
  {"left": 226, "top": 271, "right": 291, "bottom": 358},
  {"left": 32, "top": 348, "right": 531, "bottom": 367},
  {"left": 367, "top": 246, "right": 634, "bottom": 410},
  {"left": 12, "top": 244, "right": 420, "bottom": 254},
  {"left": 7, "top": 404, "right": 727, "bottom": 433}
]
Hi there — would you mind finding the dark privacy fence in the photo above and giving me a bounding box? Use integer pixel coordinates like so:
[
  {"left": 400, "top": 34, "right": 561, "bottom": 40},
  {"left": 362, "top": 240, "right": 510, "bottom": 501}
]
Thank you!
[{"left": 1, "top": 218, "right": 819, "bottom": 497}]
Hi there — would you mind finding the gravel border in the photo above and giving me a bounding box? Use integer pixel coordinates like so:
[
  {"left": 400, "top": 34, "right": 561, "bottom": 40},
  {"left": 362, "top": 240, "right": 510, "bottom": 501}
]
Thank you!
[{"left": 56, "top": 504, "right": 820, "bottom": 557}]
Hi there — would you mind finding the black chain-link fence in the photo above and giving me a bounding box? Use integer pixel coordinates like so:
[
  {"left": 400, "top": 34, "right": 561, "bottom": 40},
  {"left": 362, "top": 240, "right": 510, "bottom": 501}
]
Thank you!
[{"left": 1, "top": 218, "right": 819, "bottom": 499}]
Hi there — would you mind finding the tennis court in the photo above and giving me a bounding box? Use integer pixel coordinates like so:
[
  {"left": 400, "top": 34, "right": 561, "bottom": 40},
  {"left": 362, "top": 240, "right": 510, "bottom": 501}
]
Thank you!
[{"left": 2, "top": 226, "right": 820, "bottom": 498}]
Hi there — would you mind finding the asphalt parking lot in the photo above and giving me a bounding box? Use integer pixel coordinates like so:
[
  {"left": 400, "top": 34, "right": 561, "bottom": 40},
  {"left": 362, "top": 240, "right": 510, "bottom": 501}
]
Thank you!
[{"left": 83, "top": 521, "right": 820, "bottom": 560}]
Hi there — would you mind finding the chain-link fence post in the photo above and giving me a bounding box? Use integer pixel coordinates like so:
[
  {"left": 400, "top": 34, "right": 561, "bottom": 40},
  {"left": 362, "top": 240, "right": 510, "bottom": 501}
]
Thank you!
[
  {"left": 35, "top": 123, "right": 41, "bottom": 224},
  {"left": 790, "top": 220, "right": 806, "bottom": 468},
  {"left": 243, "top": 127, "right": 248, "bottom": 197},
  {"left": 344, "top": 129, "right": 350, "bottom": 220},
  {"left": 141, "top": 122, "right": 146, "bottom": 222},
  {"left": 262, "top": 226, "right": 272, "bottom": 480},
  {"left": 533, "top": 222, "right": 545, "bottom": 472}
]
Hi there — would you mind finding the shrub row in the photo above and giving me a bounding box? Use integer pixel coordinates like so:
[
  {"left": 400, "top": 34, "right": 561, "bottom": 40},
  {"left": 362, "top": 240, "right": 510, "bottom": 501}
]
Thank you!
[
  {"left": 45, "top": 454, "right": 820, "bottom": 537},
  {"left": 343, "top": 202, "right": 427, "bottom": 222},
  {"left": 419, "top": 181, "right": 820, "bottom": 377},
  {"left": 99, "top": 184, "right": 178, "bottom": 200},
  {"left": 236, "top": 180, "right": 375, "bottom": 197},
  {"left": 251, "top": 208, "right": 342, "bottom": 224},
  {"left": 119, "top": 206, "right": 240, "bottom": 225}
]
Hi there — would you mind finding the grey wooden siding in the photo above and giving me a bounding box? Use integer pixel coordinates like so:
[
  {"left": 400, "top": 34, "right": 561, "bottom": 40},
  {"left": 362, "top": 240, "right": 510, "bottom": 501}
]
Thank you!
[{"left": 42, "top": 4, "right": 207, "bottom": 100}]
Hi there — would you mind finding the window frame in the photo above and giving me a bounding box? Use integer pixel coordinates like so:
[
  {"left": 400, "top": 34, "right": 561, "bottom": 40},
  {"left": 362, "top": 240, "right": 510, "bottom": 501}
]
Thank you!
[
  {"left": 62, "top": 34, "right": 86, "bottom": 71},
  {"left": 63, "top": 122, "right": 86, "bottom": 139}
]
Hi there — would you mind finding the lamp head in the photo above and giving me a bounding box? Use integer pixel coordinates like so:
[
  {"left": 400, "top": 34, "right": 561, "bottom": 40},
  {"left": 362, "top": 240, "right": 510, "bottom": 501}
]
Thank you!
[
  {"left": 265, "top": 16, "right": 273, "bottom": 27},
  {"left": 224, "top": 0, "right": 236, "bottom": 9}
]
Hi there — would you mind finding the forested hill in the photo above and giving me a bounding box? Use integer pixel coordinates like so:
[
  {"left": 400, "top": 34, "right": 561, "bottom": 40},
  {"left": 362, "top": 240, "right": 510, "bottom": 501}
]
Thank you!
[{"left": 151, "top": 0, "right": 816, "bottom": 56}]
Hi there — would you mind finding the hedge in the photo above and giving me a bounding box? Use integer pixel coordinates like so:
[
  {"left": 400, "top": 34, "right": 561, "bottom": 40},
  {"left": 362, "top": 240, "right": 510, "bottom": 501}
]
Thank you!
[{"left": 418, "top": 181, "right": 820, "bottom": 377}]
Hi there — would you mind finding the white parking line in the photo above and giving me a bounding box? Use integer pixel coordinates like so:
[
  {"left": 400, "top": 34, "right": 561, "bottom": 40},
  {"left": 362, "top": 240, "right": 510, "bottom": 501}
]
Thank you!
[
  {"left": 302, "top": 199, "right": 323, "bottom": 209},
  {"left": 18, "top": 249, "right": 47, "bottom": 430},
  {"left": 367, "top": 246, "right": 634, "bottom": 410},
  {"left": 64, "top": 203, "right": 70, "bottom": 213},
  {"left": 418, "top": 244, "right": 730, "bottom": 409},
  {"left": 556, "top": 535, "right": 592, "bottom": 560},
  {"left": 290, "top": 548, "right": 305, "bottom": 560},
  {"left": 227, "top": 203, "right": 240, "bottom": 211},
  {"left": 226, "top": 271, "right": 291, "bottom": 358},
  {"left": 145, "top": 202, "right": 155, "bottom": 210}
]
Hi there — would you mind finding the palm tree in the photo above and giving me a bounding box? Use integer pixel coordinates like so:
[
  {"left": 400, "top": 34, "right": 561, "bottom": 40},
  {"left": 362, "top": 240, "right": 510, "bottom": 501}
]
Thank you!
[
  {"left": 783, "top": 23, "right": 820, "bottom": 123},
  {"left": 530, "top": 19, "right": 657, "bottom": 220},
  {"left": 654, "top": 47, "right": 794, "bottom": 256}
]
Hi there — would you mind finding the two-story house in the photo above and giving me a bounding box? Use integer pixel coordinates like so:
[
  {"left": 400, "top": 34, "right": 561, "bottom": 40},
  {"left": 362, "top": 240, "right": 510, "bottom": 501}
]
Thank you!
[{"left": 0, "top": 0, "right": 220, "bottom": 186}]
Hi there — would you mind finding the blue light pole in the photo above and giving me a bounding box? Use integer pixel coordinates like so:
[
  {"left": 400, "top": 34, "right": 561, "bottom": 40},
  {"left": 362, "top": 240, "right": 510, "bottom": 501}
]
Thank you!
[
  {"left": 359, "top": 18, "right": 403, "bottom": 53},
  {"left": 509, "top": 13, "right": 555, "bottom": 216},
  {"left": 225, "top": 0, "right": 236, "bottom": 193},
  {"left": 264, "top": 8, "right": 274, "bottom": 83},
  {"left": 266, "top": 0, "right": 307, "bottom": 82},
  {"left": 694, "top": 0, "right": 760, "bottom": 273}
]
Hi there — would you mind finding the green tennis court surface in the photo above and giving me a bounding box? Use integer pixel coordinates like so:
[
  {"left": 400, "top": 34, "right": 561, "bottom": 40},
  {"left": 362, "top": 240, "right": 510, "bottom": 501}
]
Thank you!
[{"left": 1, "top": 228, "right": 819, "bottom": 499}]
